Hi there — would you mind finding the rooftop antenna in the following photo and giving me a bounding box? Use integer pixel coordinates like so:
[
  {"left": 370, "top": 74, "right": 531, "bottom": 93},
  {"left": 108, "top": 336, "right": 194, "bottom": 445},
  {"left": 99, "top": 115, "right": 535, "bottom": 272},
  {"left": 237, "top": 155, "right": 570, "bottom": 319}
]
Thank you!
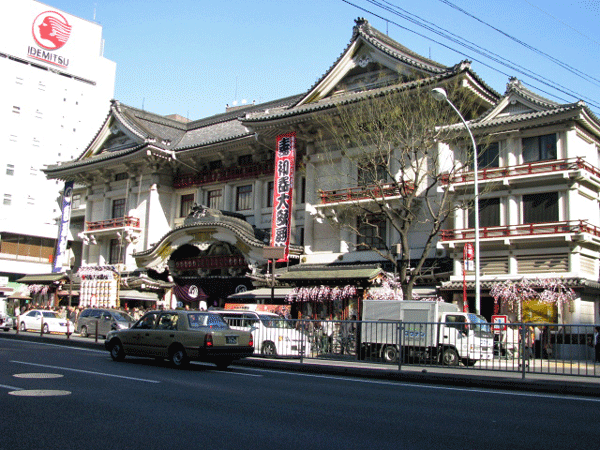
[{"left": 93, "top": 3, "right": 97, "bottom": 21}]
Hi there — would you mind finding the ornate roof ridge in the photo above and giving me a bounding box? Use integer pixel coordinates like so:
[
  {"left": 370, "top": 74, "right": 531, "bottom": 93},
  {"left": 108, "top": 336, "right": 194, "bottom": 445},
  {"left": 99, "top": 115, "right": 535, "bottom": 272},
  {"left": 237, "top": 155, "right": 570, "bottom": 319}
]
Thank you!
[{"left": 505, "top": 78, "right": 561, "bottom": 109}]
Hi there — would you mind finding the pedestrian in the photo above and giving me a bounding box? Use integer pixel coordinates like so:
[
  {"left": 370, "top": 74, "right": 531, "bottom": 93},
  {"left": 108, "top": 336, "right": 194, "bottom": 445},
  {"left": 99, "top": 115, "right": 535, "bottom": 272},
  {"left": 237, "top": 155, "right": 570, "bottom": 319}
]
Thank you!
[{"left": 594, "top": 327, "right": 600, "bottom": 363}]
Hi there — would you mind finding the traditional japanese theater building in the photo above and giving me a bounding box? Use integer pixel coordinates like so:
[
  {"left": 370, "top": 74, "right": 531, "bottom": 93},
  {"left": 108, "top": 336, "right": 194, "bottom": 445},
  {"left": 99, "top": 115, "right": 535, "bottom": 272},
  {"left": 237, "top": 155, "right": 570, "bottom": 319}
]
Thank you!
[{"left": 44, "top": 18, "right": 600, "bottom": 324}]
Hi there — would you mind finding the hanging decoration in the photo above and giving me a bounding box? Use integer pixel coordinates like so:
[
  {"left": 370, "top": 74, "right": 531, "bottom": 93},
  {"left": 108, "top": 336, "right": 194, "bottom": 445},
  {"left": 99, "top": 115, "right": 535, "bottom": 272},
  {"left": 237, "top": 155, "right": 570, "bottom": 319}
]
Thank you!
[
  {"left": 490, "top": 278, "right": 576, "bottom": 316},
  {"left": 286, "top": 285, "right": 357, "bottom": 303}
]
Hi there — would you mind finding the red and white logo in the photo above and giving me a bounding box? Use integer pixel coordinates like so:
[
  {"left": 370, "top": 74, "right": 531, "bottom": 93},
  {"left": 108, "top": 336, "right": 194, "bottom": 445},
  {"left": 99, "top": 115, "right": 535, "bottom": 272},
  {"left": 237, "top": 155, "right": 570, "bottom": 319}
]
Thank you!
[{"left": 32, "top": 11, "right": 72, "bottom": 50}]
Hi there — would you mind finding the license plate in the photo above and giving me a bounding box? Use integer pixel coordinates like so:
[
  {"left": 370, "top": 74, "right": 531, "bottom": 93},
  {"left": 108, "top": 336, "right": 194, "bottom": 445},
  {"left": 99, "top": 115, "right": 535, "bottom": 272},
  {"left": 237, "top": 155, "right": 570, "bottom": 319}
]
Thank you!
[{"left": 226, "top": 336, "right": 238, "bottom": 345}]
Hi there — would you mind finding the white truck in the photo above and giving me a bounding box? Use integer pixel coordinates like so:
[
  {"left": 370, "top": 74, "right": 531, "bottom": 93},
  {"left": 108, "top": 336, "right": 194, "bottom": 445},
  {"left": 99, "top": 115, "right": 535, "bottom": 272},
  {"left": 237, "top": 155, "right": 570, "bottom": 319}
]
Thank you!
[{"left": 361, "top": 300, "right": 494, "bottom": 366}]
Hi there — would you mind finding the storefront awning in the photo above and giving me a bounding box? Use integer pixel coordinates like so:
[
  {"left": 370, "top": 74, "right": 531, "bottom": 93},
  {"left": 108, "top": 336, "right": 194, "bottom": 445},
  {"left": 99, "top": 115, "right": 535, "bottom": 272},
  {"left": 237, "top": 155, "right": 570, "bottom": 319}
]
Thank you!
[
  {"left": 17, "top": 273, "right": 68, "bottom": 284},
  {"left": 119, "top": 290, "right": 161, "bottom": 302},
  {"left": 228, "top": 288, "right": 294, "bottom": 301},
  {"left": 277, "top": 265, "right": 383, "bottom": 285}
]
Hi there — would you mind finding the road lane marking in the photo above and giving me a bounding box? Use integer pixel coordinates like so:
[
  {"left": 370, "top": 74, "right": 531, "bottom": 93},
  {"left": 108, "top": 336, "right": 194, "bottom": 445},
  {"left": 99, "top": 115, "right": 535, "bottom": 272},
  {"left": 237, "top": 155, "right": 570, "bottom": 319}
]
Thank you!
[
  {"left": 10, "top": 361, "right": 160, "bottom": 384},
  {"left": 241, "top": 367, "right": 600, "bottom": 403},
  {"left": 14, "top": 373, "right": 63, "bottom": 379},
  {"left": 0, "top": 384, "right": 23, "bottom": 391},
  {"left": 9, "top": 389, "right": 71, "bottom": 397}
]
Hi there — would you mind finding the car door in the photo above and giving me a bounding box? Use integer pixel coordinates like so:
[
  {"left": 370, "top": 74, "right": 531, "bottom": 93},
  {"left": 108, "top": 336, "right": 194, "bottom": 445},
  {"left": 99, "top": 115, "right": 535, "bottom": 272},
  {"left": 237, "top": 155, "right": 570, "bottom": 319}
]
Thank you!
[
  {"left": 150, "top": 312, "right": 179, "bottom": 357},
  {"left": 24, "top": 311, "right": 41, "bottom": 330},
  {"left": 120, "top": 312, "right": 159, "bottom": 356}
]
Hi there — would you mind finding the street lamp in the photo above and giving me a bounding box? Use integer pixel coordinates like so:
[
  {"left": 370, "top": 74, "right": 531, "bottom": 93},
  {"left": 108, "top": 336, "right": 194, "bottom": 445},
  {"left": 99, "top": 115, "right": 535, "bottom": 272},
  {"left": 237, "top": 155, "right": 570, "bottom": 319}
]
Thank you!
[{"left": 431, "top": 87, "right": 481, "bottom": 314}]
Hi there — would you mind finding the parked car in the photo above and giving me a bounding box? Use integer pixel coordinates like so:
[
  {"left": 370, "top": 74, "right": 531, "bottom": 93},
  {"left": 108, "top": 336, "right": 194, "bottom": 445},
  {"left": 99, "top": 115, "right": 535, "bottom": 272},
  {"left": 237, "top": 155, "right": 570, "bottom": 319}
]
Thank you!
[
  {"left": 0, "top": 313, "right": 14, "bottom": 332},
  {"left": 216, "top": 310, "right": 311, "bottom": 357},
  {"left": 19, "top": 309, "right": 74, "bottom": 334},
  {"left": 77, "top": 308, "right": 134, "bottom": 338},
  {"left": 104, "top": 310, "right": 254, "bottom": 369}
]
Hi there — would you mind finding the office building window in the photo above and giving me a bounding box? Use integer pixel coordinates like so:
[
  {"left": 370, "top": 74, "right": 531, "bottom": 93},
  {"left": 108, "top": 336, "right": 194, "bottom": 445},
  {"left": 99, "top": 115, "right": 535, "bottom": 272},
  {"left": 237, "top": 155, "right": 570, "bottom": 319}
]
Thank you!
[
  {"left": 357, "top": 214, "right": 387, "bottom": 250},
  {"left": 523, "top": 192, "right": 558, "bottom": 223},
  {"left": 112, "top": 198, "right": 126, "bottom": 218},
  {"left": 180, "top": 193, "right": 194, "bottom": 217},
  {"left": 3, "top": 194, "right": 11, "bottom": 206},
  {"left": 6, "top": 165, "right": 14, "bottom": 176},
  {"left": 522, "top": 134, "right": 557, "bottom": 162},
  {"left": 208, "top": 189, "right": 222, "bottom": 210},
  {"left": 477, "top": 142, "right": 500, "bottom": 169},
  {"left": 236, "top": 185, "right": 253, "bottom": 211},
  {"left": 470, "top": 198, "right": 500, "bottom": 228},
  {"left": 109, "top": 239, "right": 125, "bottom": 265}
]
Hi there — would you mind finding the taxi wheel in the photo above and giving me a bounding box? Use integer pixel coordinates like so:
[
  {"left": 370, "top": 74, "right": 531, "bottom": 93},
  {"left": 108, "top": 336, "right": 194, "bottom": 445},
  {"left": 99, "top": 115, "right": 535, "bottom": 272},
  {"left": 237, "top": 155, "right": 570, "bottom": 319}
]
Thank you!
[
  {"left": 261, "top": 341, "right": 277, "bottom": 356},
  {"left": 169, "top": 346, "right": 189, "bottom": 368},
  {"left": 109, "top": 340, "right": 126, "bottom": 361}
]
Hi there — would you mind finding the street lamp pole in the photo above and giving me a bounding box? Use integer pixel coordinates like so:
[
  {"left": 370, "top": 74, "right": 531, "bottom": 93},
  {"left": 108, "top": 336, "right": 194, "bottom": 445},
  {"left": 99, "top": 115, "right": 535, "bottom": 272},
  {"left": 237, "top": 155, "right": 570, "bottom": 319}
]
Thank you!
[{"left": 432, "top": 87, "right": 481, "bottom": 314}]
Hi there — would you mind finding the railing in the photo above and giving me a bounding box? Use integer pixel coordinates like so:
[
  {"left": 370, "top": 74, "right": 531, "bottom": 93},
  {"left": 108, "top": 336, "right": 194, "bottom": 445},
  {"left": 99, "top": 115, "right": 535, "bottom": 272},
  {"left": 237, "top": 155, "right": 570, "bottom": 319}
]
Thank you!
[
  {"left": 175, "top": 255, "right": 247, "bottom": 271},
  {"left": 86, "top": 216, "right": 141, "bottom": 231},
  {"left": 173, "top": 160, "right": 275, "bottom": 189},
  {"left": 441, "top": 219, "right": 600, "bottom": 241},
  {"left": 240, "top": 319, "right": 600, "bottom": 378},
  {"left": 441, "top": 157, "right": 600, "bottom": 185},
  {"left": 319, "top": 182, "right": 415, "bottom": 204}
]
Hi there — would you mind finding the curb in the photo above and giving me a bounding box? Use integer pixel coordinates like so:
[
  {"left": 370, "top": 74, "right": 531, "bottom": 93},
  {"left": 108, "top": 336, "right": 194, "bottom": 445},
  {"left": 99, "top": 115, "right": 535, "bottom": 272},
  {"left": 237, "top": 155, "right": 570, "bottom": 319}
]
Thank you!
[{"left": 3, "top": 331, "right": 600, "bottom": 397}]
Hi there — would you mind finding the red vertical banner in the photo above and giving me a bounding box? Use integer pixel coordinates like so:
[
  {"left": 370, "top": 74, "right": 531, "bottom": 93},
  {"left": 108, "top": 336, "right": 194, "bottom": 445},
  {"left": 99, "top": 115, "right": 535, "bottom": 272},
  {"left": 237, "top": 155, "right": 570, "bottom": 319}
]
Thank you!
[{"left": 270, "top": 132, "right": 296, "bottom": 261}]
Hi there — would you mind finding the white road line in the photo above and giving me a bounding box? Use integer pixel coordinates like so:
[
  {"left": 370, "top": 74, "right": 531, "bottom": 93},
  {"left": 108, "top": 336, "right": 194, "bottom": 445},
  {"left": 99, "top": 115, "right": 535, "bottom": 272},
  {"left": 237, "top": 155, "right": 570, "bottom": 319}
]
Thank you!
[
  {"left": 0, "top": 384, "right": 23, "bottom": 391},
  {"left": 7, "top": 339, "right": 106, "bottom": 353},
  {"left": 10, "top": 361, "right": 160, "bottom": 383},
  {"left": 241, "top": 367, "right": 600, "bottom": 403}
]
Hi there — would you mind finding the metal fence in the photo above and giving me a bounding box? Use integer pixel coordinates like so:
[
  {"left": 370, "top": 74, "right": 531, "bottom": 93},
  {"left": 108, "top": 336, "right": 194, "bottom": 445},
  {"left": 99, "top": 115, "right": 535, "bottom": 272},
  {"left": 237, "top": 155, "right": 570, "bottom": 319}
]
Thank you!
[{"left": 239, "top": 318, "right": 600, "bottom": 378}]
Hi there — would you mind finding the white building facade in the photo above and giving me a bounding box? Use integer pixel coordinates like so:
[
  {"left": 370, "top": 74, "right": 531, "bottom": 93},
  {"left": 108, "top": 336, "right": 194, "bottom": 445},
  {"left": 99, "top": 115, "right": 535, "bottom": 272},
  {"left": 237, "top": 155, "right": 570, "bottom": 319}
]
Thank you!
[{"left": 0, "top": 0, "right": 115, "bottom": 277}]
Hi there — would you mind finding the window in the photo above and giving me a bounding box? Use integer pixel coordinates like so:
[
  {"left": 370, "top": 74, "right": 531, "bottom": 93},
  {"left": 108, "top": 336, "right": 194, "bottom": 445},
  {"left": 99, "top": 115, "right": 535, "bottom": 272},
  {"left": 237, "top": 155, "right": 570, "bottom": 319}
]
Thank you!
[
  {"left": 6, "top": 164, "right": 14, "bottom": 176},
  {"left": 522, "top": 134, "right": 557, "bottom": 162},
  {"left": 208, "top": 189, "right": 222, "bottom": 210},
  {"left": 357, "top": 214, "right": 387, "bottom": 250},
  {"left": 469, "top": 198, "right": 500, "bottom": 228},
  {"left": 358, "top": 160, "right": 387, "bottom": 186},
  {"left": 3, "top": 194, "right": 11, "bottom": 206},
  {"left": 266, "top": 181, "right": 274, "bottom": 208},
  {"left": 236, "top": 185, "right": 253, "bottom": 211},
  {"left": 12, "top": 106, "right": 20, "bottom": 114},
  {"left": 180, "top": 193, "right": 194, "bottom": 217},
  {"left": 300, "top": 177, "right": 306, "bottom": 204},
  {"left": 112, "top": 198, "right": 126, "bottom": 219},
  {"left": 115, "top": 172, "right": 128, "bottom": 181},
  {"left": 523, "top": 192, "right": 558, "bottom": 224},
  {"left": 72, "top": 194, "right": 81, "bottom": 209},
  {"left": 477, "top": 142, "right": 499, "bottom": 169},
  {"left": 109, "top": 239, "right": 125, "bottom": 265}
]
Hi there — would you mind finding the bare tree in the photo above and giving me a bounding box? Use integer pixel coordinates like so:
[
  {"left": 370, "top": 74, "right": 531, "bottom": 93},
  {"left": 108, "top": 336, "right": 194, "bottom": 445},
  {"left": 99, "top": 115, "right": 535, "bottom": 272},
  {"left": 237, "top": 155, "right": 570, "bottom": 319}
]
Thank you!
[{"left": 315, "top": 82, "right": 483, "bottom": 300}]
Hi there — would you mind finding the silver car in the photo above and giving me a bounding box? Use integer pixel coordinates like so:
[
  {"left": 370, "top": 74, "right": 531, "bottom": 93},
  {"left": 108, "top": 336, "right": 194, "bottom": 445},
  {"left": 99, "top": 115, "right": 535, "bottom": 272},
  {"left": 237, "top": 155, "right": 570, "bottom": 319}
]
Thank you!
[{"left": 77, "top": 308, "right": 134, "bottom": 338}]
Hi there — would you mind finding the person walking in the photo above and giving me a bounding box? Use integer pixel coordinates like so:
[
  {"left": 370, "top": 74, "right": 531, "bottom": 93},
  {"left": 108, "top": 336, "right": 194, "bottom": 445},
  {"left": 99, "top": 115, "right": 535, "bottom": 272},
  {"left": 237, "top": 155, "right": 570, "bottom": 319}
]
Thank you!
[{"left": 594, "top": 327, "right": 600, "bottom": 363}]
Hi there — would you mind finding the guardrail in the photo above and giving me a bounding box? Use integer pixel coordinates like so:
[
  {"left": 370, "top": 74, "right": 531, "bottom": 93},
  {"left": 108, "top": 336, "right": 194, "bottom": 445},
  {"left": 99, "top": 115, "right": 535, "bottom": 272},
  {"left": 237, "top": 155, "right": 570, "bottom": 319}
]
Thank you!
[{"left": 242, "top": 319, "right": 600, "bottom": 379}]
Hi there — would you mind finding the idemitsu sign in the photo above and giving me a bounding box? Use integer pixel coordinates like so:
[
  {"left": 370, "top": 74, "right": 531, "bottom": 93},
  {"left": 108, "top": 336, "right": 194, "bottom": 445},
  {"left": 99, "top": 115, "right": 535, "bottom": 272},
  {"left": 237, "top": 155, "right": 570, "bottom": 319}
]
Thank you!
[{"left": 270, "top": 132, "right": 296, "bottom": 261}]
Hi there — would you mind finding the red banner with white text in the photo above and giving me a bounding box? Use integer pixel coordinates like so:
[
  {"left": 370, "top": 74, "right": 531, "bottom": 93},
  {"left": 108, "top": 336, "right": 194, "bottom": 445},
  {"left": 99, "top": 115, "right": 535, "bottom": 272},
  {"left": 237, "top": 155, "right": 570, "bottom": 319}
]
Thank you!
[{"left": 270, "top": 132, "right": 296, "bottom": 262}]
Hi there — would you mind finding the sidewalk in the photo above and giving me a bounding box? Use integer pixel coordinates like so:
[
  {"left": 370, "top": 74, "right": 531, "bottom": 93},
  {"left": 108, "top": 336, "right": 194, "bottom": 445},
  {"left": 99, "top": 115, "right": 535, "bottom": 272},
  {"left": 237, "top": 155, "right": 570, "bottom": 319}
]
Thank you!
[{"left": 2, "top": 329, "right": 600, "bottom": 397}]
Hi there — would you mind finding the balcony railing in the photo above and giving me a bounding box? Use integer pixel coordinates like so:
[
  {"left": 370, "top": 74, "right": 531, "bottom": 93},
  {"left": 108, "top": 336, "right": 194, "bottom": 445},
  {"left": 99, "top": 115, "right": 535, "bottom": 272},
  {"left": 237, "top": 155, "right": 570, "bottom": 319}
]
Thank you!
[
  {"left": 441, "top": 220, "right": 600, "bottom": 241},
  {"left": 174, "top": 160, "right": 275, "bottom": 189},
  {"left": 175, "top": 255, "right": 247, "bottom": 271},
  {"left": 86, "top": 216, "right": 141, "bottom": 232},
  {"left": 441, "top": 157, "right": 600, "bottom": 185},
  {"left": 319, "top": 182, "right": 415, "bottom": 204}
]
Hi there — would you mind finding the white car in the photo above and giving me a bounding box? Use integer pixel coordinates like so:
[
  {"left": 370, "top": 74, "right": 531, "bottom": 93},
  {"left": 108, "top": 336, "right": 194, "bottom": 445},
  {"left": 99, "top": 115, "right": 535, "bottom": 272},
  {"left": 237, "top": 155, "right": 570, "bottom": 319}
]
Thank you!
[
  {"left": 19, "top": 309, "right": 74, "bottom": 334},
  {"left": 216, "top": 310, "right": 311, "bottom": 357},
  {"left": 0, "top": 314, "right": 14, "bottom": 332}
]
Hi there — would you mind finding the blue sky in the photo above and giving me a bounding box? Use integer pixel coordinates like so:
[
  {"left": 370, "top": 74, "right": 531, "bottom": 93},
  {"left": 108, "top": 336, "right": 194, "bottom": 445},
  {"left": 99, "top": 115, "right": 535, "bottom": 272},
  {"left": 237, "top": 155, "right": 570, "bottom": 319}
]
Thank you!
[{"left": 47, "top": 0, "right": 600, "bottom": 119}]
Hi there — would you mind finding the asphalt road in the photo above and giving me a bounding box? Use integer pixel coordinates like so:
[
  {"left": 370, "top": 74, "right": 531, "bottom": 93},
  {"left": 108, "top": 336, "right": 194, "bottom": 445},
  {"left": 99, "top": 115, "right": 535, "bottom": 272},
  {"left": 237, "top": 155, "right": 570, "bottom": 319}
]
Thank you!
[{"left": 1, "top": 338, "right": 599, "bottom": 450}]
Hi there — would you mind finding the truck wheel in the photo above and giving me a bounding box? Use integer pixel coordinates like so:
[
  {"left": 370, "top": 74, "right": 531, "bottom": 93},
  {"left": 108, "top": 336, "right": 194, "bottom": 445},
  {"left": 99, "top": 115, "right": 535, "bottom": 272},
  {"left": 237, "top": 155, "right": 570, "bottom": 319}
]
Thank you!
[
  {"left": 381, "top": 345, "right": 398, "bottom": 363},
  {"left": 441, "top": 348, "right": 459, "bottom": 366},
  {"left": 462, "top": 358, "right": 477, "bottom": 367}
]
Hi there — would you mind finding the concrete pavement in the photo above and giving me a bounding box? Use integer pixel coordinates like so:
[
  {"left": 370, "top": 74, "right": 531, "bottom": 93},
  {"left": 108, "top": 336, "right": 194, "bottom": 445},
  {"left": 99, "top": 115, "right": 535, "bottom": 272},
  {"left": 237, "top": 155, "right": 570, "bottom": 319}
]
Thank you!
[{"left": 2, "top": 329, "right": 600, "bottom": 397}]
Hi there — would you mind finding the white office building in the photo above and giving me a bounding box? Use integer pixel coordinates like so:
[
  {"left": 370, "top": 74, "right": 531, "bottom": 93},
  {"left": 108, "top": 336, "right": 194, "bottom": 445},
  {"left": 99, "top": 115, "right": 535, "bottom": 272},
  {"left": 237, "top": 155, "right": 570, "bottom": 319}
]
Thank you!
[{"left": 0, "top": 0, "right": 115, "bottom": 278}]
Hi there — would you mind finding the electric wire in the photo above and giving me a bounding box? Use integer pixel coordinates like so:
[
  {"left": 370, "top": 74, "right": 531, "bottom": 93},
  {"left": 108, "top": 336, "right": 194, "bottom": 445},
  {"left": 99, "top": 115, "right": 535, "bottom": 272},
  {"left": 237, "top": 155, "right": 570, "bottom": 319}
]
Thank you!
[{"left": 340, "top": 0, "right": 600, "bottom": 111}]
